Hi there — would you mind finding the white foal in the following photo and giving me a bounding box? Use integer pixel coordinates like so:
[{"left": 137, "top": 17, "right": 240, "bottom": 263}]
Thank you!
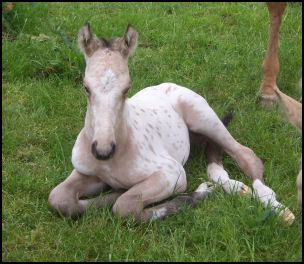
[{"left": 49, "top": 24, "right": 294, "bottom": 224}]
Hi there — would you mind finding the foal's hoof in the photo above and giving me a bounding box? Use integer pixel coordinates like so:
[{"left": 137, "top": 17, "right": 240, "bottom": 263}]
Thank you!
[
  {"left": 195, "top": 181, "right": 217, "bottom": 195},
  {"left": 258, "top": 94, "right": 277, "bottom": 107},
  {"left": 193, "top": 181, "right": 218, "bottom": 200},
  {"left": 222, "top": 180, "right": 252, "bottom": 197},
  {"left": 278, "top": 207, "right": 295, "bottom": 225},
  {"left": 239, "top": 184, "right": 253, "bottom": 197}
]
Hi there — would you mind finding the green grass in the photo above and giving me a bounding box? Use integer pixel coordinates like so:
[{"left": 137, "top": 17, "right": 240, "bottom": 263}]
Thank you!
[{"left": 2, "top": 2, "right": 302, "bottom": 262}]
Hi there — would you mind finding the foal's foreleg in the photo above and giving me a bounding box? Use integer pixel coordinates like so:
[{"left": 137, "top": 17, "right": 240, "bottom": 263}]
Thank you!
[
  {"left": 112, "top": 166, "right": 215, "bottom": 223},
  {"left": 143, "top": 182, "right": 215, "bottom": 221},
  {"left": 112, "top": 156, "right": 208, "bottom": 223},
  {"left": 49, "top": 169, "right": 121, "bottom": 218},
  {"left": 112, "top": 168, "right": 183, "bottom": 222}
]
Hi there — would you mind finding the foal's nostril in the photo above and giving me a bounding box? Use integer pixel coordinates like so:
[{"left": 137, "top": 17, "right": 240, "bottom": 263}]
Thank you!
[
  {"left": 110, "top": 141, "right": 116, "bottom": 152},
  {"left": 91, "top": 140, "right": 116, "bottom": 160},
  {"left": 91, "top": 140, "right": 98, "bottom": 158},
  {"left": 91, "top": 140, "right": 98, "bottom": 153}
]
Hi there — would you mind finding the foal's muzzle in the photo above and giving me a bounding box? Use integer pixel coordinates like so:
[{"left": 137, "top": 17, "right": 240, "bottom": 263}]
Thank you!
[{"left": 91, "top": 140, "right": 116, "bottom": 160}]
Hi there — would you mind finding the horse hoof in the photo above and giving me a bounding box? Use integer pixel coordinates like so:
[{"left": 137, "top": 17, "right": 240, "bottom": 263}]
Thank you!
[
  {"left": 278, "top": 207, "right": 295, "bottom": 225},
  {"left": 222, "top": 180, "right": 252, "bottom": 196},
  {"left": 195, "top": 181, "right": 217, "bottom": 194},
  {"left": 258, "top": 94, "right": 277, "bottom": 106}
]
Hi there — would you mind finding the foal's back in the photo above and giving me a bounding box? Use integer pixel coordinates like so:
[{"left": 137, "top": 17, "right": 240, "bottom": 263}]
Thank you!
[{"left": 127, "top": 82, "right": 191, "bottom": 165}]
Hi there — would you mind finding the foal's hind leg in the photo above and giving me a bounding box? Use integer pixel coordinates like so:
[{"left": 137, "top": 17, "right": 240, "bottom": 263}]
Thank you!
[
  {"left": 191, "top": 112, "right": 252, "bottom": 196},
  {"left": 49, "top": 169, "right": 122, "bottom": 218},
  {"left": 205, "top": 139, "right": 295, "bottom": 224},
  {"left": 204, "top": 138, "right": 253, "bottom": 196},
  {"left": 175, "top": 87, "right": 294, "bottom": 224},
  {"left": 175, "top": 88, "right": 264, "bottom": 183}
]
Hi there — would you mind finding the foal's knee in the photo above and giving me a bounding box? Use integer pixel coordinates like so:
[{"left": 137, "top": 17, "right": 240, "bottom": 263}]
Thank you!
[
  {"left": 48, "top": 185, "right": 85, "bottom": 218},
  {"left": 48, "top": 186, "right": 72, "bottom": 216}
]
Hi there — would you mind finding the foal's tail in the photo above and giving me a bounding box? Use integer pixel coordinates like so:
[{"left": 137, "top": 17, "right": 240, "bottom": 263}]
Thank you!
[{"left": 221, "top": 111, "right": 234, "bottom": 127}]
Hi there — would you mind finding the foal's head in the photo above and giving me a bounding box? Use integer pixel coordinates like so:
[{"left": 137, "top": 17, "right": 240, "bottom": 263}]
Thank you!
[{"left": 78, "top": 23, "right": 138, "bottom": 160}]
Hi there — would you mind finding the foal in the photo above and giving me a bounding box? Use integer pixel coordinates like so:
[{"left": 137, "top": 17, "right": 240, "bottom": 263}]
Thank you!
[{"left": 49, "top": 24, "right": 294, "bottom": 223}]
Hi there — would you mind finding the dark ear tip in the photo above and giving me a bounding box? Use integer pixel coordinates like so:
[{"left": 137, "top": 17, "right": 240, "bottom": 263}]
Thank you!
[
  {"left": 126, "top": 24, "right": 134, "bottom": 31},
  {"left": 83, "top": 22, "right": 90, "bottom": 29}
]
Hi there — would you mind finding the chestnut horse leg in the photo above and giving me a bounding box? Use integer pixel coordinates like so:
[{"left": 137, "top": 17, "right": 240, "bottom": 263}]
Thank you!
[{"left": 259, "top": 2, "right": 287, "bottom": 106}]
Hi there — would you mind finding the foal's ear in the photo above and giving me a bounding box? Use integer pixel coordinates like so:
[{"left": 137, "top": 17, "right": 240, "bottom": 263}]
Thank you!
[
  {"left": 120, "top": 24, "right": 138, "bottom": 58},
  {"left": 78, "top": 23, "right": 100, "bottom": 58}
]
